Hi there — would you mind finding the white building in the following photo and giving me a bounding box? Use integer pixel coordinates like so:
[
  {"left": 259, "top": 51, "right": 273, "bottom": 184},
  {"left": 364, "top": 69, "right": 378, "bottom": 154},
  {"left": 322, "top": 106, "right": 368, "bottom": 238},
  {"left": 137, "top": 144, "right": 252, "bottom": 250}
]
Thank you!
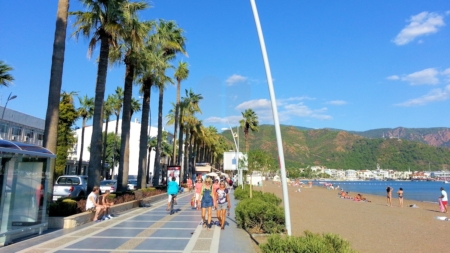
[
  {"left": 345, "top": 170, "right": 358, "bottom": 180},
  {"left": 71, "top": 119, "right": 159, "bottom": 177}
]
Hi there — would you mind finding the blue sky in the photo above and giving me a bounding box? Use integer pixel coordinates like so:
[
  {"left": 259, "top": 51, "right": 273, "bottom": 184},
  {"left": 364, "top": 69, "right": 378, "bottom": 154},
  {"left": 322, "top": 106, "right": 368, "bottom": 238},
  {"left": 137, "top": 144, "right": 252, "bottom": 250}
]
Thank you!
[{"left": 1, "top": 0, "right": 450, "bottom": 132}]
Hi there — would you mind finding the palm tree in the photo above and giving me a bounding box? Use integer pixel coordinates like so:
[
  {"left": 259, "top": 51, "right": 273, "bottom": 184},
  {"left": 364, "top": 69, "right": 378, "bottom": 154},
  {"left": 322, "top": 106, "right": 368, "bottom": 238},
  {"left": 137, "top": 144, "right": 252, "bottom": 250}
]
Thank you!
[
  {"left": 77, "top": 95, "right": 94, "bottom": 174},
  {"left": 43, "top": 0, "right": 69, "bottom": 156},
  {"left": 112, "top": 87, "right": 124, "bottom": 139},
  {"left": 0, "top": 61, "right": 14, "bottom": 87},
  {"left": 239, "top": 109, "right": 259, "bottom": 197},
  {"left": 115, "top": 6, "right": 151, "bottom": 191},
  {"left": 130, "top": 97, "right": 141, "bottom": 118},
  {"left": 240, "top": 109, "right": 259, "bottom": 154},
  {"left": 152, "top": 20, "right": 187, "bottom": 186},
  {"left": 177, "top": 89, "right": 202, "bottom": 169},
  {"left": 71, "top": 0, "right": 130, "bottom": 191},
  {"left": 172, "top": 61, "right": 189, "bottom": 164},
  {"left": 102, "top": 95, "right": 114, "bottom": 178}
]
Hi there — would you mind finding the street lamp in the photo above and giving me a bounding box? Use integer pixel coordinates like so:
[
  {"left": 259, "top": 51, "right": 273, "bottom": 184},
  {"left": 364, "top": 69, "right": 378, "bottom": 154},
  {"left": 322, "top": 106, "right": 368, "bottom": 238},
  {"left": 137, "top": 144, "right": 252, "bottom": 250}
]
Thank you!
[
  {"left": 1, "top": 92, "right": 17, "bottom": 120},
  {"left": 249, "top": 0, "right": 292, "bottom": 235},
  {"left": 223, "top": 124, "right": 242, "bottom": 188}
]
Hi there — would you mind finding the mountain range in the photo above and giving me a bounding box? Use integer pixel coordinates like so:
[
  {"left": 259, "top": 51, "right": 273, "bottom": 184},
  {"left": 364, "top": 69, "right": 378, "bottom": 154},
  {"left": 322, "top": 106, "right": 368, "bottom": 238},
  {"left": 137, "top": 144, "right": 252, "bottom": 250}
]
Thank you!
[{"left": 221, "top": 125, "right": 450, "bottom": 171}]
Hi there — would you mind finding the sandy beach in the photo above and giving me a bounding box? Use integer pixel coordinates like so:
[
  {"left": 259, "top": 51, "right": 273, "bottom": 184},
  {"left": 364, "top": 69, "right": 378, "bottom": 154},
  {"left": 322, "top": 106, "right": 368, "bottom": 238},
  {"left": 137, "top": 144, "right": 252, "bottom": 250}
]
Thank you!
[{"left": 252, "top": 182, "right": 450, "bottom": 253}]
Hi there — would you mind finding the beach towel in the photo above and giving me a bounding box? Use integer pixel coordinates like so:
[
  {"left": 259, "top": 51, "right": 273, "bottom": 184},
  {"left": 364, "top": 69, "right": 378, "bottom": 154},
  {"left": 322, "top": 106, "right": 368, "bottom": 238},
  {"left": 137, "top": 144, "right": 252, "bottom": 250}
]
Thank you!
[{"left": 438, "top": 198, "right": 445, "bottom": 212}]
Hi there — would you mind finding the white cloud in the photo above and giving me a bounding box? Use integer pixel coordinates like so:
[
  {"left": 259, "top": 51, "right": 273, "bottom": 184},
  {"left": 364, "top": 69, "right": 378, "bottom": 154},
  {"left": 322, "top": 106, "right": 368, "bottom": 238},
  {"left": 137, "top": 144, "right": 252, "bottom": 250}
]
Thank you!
[
  {"left": 442, "top": 68, "right": 450, "bottom": 76},
  {"left": 235, "top": 99, "right": 272, "bottom": 111},
  {"left": 229, "top": 98, "right": 333, "bottom": 124},
  {"left": 326, "top": 100, "right": 347, "bottom": 105},
  {"left": 392, "top": 11, "right": 445, "bottom": 46},
  {"left": 401, "top": 68, "right": 439, "bottom": 85},
  {"left": 204, "top": 115, "right": 242, "bottom": 125},
  {"left": 283, "top": 103, "right": 332, "bottom": 120},
  {"left": 395, "top": 85, "right": 450, "bottom": 106},
  {"left": 387, "top": 75, "right": 400, "bottom": 80},
  {"left": 225, "top": 74, "right": 247, "bottom": 86}
]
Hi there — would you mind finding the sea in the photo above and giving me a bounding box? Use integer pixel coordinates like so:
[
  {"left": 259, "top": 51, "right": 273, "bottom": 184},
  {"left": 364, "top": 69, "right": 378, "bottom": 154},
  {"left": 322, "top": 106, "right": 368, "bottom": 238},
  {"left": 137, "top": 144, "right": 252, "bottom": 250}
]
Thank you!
[{"left": 308, "top": 180, "right": 448, "bottom": 203}]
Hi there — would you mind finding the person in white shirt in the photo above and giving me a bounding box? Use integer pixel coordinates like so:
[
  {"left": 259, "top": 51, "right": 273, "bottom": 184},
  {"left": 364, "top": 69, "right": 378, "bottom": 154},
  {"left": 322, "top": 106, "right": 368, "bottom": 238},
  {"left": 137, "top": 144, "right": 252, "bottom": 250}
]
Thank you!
[
  {"left": 86, "top": 186, "right": 104, "bottom": 222},
  {"left": 440, "top": 187, "right": 448, "bottom": 213}
]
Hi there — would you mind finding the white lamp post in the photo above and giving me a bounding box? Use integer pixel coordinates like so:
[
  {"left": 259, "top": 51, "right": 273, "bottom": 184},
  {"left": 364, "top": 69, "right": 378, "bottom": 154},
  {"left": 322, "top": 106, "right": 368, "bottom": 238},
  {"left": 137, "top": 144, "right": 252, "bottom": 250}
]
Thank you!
[
  {"left": 249, "top": 0, "right": 292, "bottom": 235},
  {"left": 223, "top": 125, "right": 242, "bottom": 187},
  {"left": 1, "top": 92, "right": 17, "bottom": 120}
]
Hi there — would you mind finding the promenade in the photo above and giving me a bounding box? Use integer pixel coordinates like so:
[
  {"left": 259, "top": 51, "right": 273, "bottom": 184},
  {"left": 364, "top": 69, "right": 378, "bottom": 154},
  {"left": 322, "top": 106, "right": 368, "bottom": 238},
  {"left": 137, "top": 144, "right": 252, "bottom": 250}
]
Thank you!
[{"left": 0, "top": 192, "right": 256, "bottom": 253}]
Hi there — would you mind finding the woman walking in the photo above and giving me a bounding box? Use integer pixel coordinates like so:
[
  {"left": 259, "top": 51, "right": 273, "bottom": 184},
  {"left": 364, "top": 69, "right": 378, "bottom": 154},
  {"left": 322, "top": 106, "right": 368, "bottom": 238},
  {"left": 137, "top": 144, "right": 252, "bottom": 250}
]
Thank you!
[
  {"left": 201, "top": 177, "right": 215, "bottom": 230},
  {"left": 215, "top": 180, "right": 231, "bottom": 230}
]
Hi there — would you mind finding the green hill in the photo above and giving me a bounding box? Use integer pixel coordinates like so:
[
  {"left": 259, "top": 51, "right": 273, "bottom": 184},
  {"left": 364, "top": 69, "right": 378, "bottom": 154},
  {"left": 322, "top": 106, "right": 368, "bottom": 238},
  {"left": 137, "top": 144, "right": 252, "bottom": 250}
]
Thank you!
[{"left": 222, "top": 125, "right": 450, "bottom": 171}]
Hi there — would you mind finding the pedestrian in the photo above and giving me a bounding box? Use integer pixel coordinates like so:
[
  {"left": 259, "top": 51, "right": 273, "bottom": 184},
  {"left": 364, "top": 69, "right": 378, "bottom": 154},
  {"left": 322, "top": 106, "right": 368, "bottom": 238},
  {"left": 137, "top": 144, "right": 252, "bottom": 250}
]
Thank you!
[
  {"left": 439, "top": 187, "right": 448, "bottom": 213},
  {"left": 397, "top": 187, "right": 404, "bottom": 207},
  {"left": 195, "top": 178, "right": 203, "bottom": 210},
  {"left": 212, "top": 179, "right": 219, "bottom": 210},
  {"left": 201, "top": 177, "right": 215, "bottom": 230},
  {"left": 386, "top": 186, "right": 393, "bottom": 206},
  {"left": 187, "top": 177, "right": 193, "bottom": 193},
  {"left": 215, "top": 180, "right": 231, "bottom": 230}
]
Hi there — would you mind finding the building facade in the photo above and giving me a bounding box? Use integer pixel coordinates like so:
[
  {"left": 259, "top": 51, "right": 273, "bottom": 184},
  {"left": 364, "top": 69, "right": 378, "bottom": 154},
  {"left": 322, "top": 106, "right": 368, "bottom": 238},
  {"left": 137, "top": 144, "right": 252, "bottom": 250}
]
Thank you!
[{"left": 0, "top": 106, "right": 44, "bottom": 145}]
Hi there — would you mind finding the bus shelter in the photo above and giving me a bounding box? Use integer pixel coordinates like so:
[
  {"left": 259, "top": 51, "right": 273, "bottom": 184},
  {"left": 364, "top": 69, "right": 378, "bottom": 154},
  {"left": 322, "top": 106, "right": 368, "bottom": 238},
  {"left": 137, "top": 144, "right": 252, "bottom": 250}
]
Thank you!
[{"left": 0, "top": 140, "right": 55, "bottom": 246}]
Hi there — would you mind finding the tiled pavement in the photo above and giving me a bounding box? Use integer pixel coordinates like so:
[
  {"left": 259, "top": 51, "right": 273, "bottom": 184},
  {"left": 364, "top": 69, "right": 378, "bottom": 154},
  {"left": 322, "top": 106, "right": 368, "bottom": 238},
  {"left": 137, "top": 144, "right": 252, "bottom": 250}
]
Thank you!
[{"left": 0, "top": 192, "right": 256, "bottom": 253}]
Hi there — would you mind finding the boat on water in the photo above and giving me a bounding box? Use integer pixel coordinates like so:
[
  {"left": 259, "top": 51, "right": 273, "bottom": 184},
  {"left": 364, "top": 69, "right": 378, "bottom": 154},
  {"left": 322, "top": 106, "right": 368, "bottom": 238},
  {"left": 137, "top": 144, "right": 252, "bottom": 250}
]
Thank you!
[{"left": 445, "top": 181, "right": 450, "bottom": 184}]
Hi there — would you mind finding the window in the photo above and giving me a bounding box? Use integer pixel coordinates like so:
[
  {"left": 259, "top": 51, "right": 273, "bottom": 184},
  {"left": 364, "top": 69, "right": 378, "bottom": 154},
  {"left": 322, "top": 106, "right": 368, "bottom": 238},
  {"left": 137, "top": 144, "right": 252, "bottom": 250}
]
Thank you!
[
  {"left": 57, "top": 177, "right": 80, "bottom": 185},
  {"left": 0, "top": 123, "right": 8, "bottom": 133},
  {"left": 11, "top": 126, "right": 22, "bottom": 136},
  {"left": 26, "top": 130, "right": 34, "bottom": 138},
  {"left": 37, "top": 134, "right": 43, "bottom": 141}
]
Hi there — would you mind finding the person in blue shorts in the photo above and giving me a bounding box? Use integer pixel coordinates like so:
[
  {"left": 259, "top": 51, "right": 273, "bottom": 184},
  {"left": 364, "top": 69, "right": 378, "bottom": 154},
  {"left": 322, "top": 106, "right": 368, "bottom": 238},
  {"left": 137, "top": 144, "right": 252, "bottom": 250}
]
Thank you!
[
  {"left": 167, "top": 177, "right": 179, "bottom": 211},
  {"left": 201, "top": 177, "right": 216, "bottom": 230}
]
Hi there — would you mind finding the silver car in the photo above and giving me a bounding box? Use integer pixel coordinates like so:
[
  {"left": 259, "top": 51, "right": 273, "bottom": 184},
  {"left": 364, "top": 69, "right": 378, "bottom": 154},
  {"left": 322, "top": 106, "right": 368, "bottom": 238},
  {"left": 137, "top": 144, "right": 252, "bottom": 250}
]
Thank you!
[
  {"left": 100, "top": 180, "right": 117, "bottom": 193},
  {"left": 53, "top": 175, "right": 88, "bottom": 201}
]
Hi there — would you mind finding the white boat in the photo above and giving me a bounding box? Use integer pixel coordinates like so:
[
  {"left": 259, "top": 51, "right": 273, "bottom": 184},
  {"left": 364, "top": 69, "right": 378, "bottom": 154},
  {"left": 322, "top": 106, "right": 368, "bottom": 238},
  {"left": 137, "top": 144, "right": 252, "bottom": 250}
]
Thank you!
[{"left": 445, "top": 181, "right": 450, "bottom": 184}]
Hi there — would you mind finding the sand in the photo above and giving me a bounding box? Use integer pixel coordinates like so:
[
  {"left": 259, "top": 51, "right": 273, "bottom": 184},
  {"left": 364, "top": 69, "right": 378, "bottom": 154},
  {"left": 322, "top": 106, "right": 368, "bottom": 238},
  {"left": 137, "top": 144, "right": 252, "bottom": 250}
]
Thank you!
[{"left": 252, "top": 182, "right": 450, "bottom": 253}]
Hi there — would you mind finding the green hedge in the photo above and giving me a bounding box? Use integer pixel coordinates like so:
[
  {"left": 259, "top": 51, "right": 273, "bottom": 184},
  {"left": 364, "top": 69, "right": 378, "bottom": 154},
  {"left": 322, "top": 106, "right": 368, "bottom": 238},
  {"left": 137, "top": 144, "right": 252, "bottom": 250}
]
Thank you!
[
  {"left": 234, "top": 185, "right": 282, "bottom": 206},
  {"left": 49, "top": 198, "right": 77, "bottom": 217},
  {"left": 260, "top": 232, "right": 357, "bottom": 253},
  {"left": 235, "top": 198, "right": 285, "bottom": 234}
]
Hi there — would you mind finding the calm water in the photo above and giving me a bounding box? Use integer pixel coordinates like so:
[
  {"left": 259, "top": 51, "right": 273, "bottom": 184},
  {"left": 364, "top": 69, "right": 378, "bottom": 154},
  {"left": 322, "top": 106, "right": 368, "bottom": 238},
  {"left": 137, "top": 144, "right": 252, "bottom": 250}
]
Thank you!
[{"left": 309, "top": 180, "right": 448, "bottom": 203}]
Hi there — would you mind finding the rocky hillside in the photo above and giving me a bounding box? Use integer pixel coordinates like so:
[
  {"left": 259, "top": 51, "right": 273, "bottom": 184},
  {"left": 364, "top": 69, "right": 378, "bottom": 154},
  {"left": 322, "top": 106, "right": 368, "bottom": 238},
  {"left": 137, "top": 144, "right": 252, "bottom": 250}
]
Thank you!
[{"left": 222, "top": 125, "right": 450, "bottom": 171}]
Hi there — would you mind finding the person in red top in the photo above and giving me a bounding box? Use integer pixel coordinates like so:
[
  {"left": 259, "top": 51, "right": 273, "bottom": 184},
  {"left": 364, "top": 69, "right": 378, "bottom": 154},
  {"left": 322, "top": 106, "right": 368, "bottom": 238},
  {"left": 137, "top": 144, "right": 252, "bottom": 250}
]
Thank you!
[
  {"left": 195, "top": 178, "right": 203, "bottom": 210},
  {"left": 187, "top": 177, "right": 193, "bottom": 193}
]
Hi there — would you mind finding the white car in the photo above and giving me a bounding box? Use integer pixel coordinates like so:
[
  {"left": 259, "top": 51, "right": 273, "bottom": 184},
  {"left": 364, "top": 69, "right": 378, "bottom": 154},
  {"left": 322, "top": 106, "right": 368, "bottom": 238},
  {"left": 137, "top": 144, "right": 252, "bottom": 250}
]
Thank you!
[
  {"left": 100, "top": 180, "right": 117, "bottom": 193},
  {"left": 128, "top": 180, "right": 138, "bottom": 190}
]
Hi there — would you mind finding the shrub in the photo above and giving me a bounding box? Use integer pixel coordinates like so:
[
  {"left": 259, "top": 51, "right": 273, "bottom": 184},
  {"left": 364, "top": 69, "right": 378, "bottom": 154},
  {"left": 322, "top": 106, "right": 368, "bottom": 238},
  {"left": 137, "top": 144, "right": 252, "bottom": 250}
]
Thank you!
[
  {"left": 49, "top": 198, "right": 77, "bottom": 217},
  {"left": 259, "top": 232, "right": 358, "bottom": 253},
  {"left": 235, "top": 198, "right": 285, "bottom": 234},
  {"left": 234, "top": 185, "right": 282, "bottom": 206}
]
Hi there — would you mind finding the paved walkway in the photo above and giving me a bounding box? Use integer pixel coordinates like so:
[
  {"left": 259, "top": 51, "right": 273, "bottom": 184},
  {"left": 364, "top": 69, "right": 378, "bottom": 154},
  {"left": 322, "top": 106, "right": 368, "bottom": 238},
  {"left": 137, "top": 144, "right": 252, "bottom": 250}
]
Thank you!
[{"left": 0, "top": 192, "right": 256, "bottom": 253}]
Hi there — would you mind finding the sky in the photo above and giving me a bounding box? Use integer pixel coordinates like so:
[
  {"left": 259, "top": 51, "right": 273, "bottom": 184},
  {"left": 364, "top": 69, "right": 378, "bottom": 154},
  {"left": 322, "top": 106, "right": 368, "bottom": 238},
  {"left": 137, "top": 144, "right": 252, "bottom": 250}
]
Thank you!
[{"left": 1, "top": 0, "right": 450, "bottom": 133}]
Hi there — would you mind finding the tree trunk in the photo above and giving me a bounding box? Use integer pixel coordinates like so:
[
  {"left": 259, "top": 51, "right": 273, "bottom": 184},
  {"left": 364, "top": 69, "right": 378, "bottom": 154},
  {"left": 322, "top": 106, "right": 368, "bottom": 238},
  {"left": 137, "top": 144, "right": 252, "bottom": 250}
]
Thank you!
[
  {"left": 102, "top": 117, "right": 109, "bottom": 179},
  {"left": 43, "top": 0, "right": 69, "bottom": 183},
  {"left": 87, "top": 34, "right": 110, "bottom": 193},
  {"left": 138, "top": 79, "right": 151, "bottom": 189},
  {"left": 177, "top": 118, "right": 184, "bottom": 165},
  {"left": 78, "top": 117, "right": 86, "bottom": 175},
  {"left": 152, "top": 86, "right": 164, "bottom": 186},
  {"left": 117, "top": 62, "right": 134, "bottom": 191},
  {"left": 172, "top": 80, "right": 181, "bottom": 164},
  {"left": 183, "top": 129, "right": 190, "bottom": 183}
]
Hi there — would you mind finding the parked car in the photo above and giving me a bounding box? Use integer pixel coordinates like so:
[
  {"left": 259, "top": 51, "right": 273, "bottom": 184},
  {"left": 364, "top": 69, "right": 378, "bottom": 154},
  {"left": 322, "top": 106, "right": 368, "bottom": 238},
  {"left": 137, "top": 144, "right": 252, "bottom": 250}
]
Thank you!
[
  {"left": 100, "top": 180, "right": 117, "bottom": 193},
  {"left": 127, "top": 179, "right": 138, "bottom": 190},
  {"left": 53, "top": 175, "right": 88, "bottom": 201}
]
